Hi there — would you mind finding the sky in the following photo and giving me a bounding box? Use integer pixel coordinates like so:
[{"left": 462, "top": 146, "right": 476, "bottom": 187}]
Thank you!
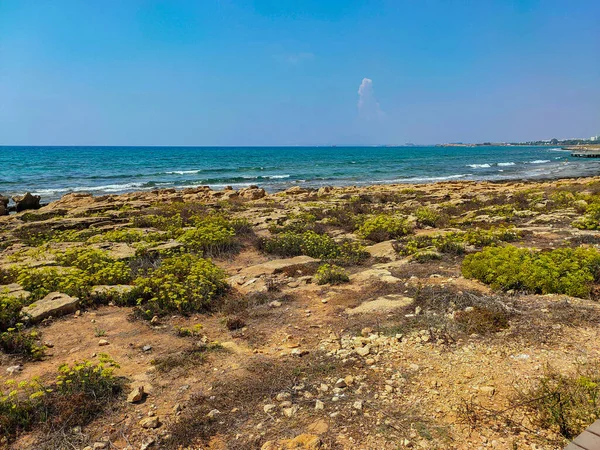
[{"left": 0, "top": 0, "right": 599, "bottom": 146}]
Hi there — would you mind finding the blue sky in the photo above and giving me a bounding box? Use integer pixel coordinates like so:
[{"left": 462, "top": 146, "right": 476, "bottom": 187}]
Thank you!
[{"left": 0, "top": 0, "right": 598, "bottom": 146}]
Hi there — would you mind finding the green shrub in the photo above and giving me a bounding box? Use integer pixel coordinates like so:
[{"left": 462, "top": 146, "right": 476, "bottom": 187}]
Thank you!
[
  {"left": 0, "top": 292, "right": 27, "bottom": 331},
  {"left": 87, "top": 229, "right": 163, "bottom": 244},
  {"left": 134, "top": 254, "right": 228, "bottom": 317},
  {"left": 259, "top": 231, "right": 368, "bottom": 265},
  {"left": 413, "top": 250, "right": 442, "bottom": 263},
  {"left": 573, "top": 203, "right": 600, "bottom": 230},
  {"left": 0, "top": 324, "right": 45, "bottom": 360},
  {"left": 415, "top": 207, "right": 443, "bottom": 228},
  {"left": 462, "top": 245, "right": 600, "bottom": 298},
  {"left": 179, "top": 219, "right": 236, "bottom": 255},
  {"left": 357, "top": 214, "right": 412, "bottom": 242},
  {"left": 522, "top": 364, "right": 600, "bottom": 439},
  {"left": 55, "top": 247, "right": 132, "bottom": 285},
  {"left": 16, "top": 266, "right": 91, "bottom": 301},
  {"left": 314, "top": 264, "right": 349, "bottom": 285},
  {"left": 0, "top": 354, "right": 122, "bottom": 442}
]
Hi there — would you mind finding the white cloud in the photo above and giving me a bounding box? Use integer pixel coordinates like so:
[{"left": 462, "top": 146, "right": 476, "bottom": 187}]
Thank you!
[{"left": 357, "top": 78, "right": 384, "bottom": 120}]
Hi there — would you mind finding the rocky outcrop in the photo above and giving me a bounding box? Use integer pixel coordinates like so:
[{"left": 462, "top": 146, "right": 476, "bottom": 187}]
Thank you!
[
  {"left": 12, "top": 192, "right": 41, "bottom": 212},
  {"left": 0, "top": 194, "right": 8, "bottom": 216},
  {"left": 238, "top": 186, "right": 266, "bottom": 200},
  {"left": 22, "top": 292, "right": 79, "bottom": 323}
]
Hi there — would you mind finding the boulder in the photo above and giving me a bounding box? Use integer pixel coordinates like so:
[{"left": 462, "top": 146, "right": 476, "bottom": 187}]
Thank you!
[
  {"left": 12, "top": 192, "right": 41, "bottom": 212},
  {"left": 22, "top": 292, "right": 79, "bottom": 323},
  {"left": 365, "top": 240, "right": 399, "bottom": 260},
  {"left": 238, "top": 187, "right": 266, "bottom": 200}
]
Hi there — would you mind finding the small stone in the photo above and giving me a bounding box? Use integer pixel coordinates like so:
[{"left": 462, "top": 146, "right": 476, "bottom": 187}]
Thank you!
[
  {"left": 335, "top": 378, "right": 347, "bottom": 388},
  {"left": 361, "top": 327, "right": 373, "bottom": 337},
  {"left": 344, "top": 375, "right": 354, "bottom": 385},
  {"left": 365, "top": 358, "right": 376, "bottom": 365},
  {"left": 6, "top": 365, "right": 22, "bottom": 375},
  {"left": 207, "top": 409, "right": 220, "bottom": 418},
  {"left": 321, "top": 299, "right": 328, "bottom": 304},
  {"left": 139, "top": 416, "right": 160, "bottom": 429},
  {"left": 98, "top": 339, "right": 110, "bottom": 346},
  {"left": 269, "top": 301, "right": 282, "bottom": 308},
  {"left": 127, "top": 386, "right": 144, "bottom": 403},
  {"left": 283, "top": 405, "right": 299, "bottom": 417},
  {"left": 173, "top": 403, "right": 183, "bottom": 413},
  {"left": 279, "top": 401, "right": 293, "bottom": 408},
  {"left": 93, "top": 443, "right": 107, "bottom": 450},
  {"left": 319, "top": 383, "right": 329, "bottom": 392},
  {"left": 355, "top": 345, "right": 370, "bottom": 357},
  {"left": 353, "top": 400, "right": 363, "bottom": 410},
  {"left": 150, "top": 316, "right": 160, "bottom": 325},
  {"left": 276, "top": 392, "right": 291, "bottom": 402},
  {"left": 264, "top": 404, "right": 277, "bottom": 413},
  {"left": 315, "top": 400, "right": 324, "bottom": 410},
  {"left": 142, "top": 345, "right": 152, "bottom": 352}
]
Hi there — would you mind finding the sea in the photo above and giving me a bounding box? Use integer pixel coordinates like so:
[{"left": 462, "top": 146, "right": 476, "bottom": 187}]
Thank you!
[{"left": 1, "top": 145, "right": 597, "bottom": 203}]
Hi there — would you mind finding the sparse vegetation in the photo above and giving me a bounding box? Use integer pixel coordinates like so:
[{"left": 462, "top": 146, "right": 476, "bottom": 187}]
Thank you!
[
  {"left": 314, "top": 263, "right": 350, "bottom": 285},
  {"left": 521, "top": 364, "right": 600, "bottom": 439},
  {"left": 0, "top": 355, "right": 122, "bottom": 443}
]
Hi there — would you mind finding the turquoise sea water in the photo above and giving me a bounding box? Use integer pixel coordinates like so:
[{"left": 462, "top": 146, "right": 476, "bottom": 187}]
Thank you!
[{"left": 0, "top": 146, "right": 596, "bottom": 203}]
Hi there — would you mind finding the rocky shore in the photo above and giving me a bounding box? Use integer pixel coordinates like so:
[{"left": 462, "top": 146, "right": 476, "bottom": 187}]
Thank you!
[{"left": 2, "top": 177, "right": 600, "bottom": 449}]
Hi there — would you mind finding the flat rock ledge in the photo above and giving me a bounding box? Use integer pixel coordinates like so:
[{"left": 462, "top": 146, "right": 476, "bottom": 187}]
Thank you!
[
  {"left": 238, "top": 256, "right": 319, "bottom": 278},
  {"left": 22, "top": 292, "right": 79, "bottom": 323}
]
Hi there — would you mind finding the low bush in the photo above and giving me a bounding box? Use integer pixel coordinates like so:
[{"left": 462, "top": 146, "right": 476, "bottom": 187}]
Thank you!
[
  {"left": 179, "top": 218, "right": 236, "bottom": 255},
  {"left": 0, "top": 292, "right": 27, "bottom": 331},
  {"left": 314, "top": 264, "right": 350, "bottom": 285},
  {"left": 454, "top": 307, "right": 510, "bottom": 334},
  {"left": 56, "top": 247, "right": 132, "bottom": 285},
  {"left": 133, "top": 254, "right": 228, "bottom": 317},
  {"left": 0, "top": 324, "right": 45, "bottom": 360},
  {"left": 462, "top": 245, "right": 600, "bottom": 298},
  {"left": 16, "top": 266, "right": 91, "bottom": 301},
  {"left": 175, "top": 324, "right": 204, "bottom": 337},
  {"left": 573, "top": 203, "right": 600, "bottom": 230},
  {"left": 87, "top": 229, "right": 163, "bottom": 244},
  {"left": 415, "top": 207, "right": 444, "bottom": 228},
  {"left": 398, "top": 227, "right": 521, "bottom": 257},
  {"left": 356, "top": 214, "right": 412, "bottom": 242},
  {"left": 521, "top": 364, "right": 600, "bottom": 439},
  {"left": 259, "top": 231, "right": 368, "bottom": 265},
  {"left": 0, "top": 355, "right": 122, "bottom": 442}
]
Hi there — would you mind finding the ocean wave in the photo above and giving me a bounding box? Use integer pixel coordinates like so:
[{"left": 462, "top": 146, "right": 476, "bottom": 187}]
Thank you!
[
  {"left": 166, "top": 170, "right": 201, "bottom": 175},
  {"left": 549, "top": 147, "right": 569, "bottom": 151},
  {"left": 529, "top": 160, "right": 551, "bottom": 164},
  {"left": 467, "top": 164, "right": 491, "bottom": 168},
  {"left": 497, "top": 162, "right": 515, "bottom": 166},
  {"left": 267, "top": 174, "right": 291, "bottom": 179}
]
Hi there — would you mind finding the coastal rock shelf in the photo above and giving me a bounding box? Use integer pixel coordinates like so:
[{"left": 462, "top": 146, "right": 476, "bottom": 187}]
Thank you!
[{"left": 3, "top": 176, "right": 600, "bottom": 449}]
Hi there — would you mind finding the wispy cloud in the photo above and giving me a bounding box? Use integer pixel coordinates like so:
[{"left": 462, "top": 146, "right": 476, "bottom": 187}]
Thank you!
[{"left": 357, "top": 78, "right": 384, "bottom": 120}]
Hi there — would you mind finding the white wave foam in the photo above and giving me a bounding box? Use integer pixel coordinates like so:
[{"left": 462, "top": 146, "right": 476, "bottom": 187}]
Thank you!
[
  {"left": 529, "top": 160, "right": 550, "bottom": 164},
  {"left": 497, "top": 162, "right": 515, "bottom": 166},
  {"left": 267, "top": 174, "right": 290, "bottom": 179},
  {"left": 166, "top": 170, "right": 200, "bottom": 175},
  {"left": 467, "top": 164, "right": 491, "bottom": 168}
]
